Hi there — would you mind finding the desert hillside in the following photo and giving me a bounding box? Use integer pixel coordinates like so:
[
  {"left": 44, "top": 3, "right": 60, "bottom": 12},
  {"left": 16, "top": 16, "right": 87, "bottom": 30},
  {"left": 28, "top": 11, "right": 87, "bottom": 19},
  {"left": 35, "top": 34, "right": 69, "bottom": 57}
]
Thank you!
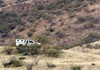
[
  {"left": 0, "top": 0, "right": 100, "bottom": 47},
  {"left": 0, "top": 0, "right": 100, "bottom": 70}
]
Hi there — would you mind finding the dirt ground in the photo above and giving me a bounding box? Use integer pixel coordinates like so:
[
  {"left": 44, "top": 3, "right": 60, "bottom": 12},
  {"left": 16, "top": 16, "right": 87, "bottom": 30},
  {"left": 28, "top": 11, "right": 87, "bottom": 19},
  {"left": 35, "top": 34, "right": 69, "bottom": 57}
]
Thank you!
[{"left": 0, "top": 41, "right": 100, "bottom": 70}]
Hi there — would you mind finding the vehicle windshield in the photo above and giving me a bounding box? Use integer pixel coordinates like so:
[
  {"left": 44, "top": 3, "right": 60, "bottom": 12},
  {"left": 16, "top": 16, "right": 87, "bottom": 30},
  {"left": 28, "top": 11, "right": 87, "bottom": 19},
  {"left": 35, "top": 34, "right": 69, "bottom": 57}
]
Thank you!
[{"left": 29, "top": 41, "right": 33, "bottom": 43}]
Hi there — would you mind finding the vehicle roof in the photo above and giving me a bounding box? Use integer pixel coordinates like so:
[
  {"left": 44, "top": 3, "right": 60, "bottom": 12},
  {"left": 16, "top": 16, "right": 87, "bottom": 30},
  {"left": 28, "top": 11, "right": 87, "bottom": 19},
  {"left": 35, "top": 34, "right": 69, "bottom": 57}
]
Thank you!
[{"left": 16, "top": 39, "right": 25, "bottom": 40}]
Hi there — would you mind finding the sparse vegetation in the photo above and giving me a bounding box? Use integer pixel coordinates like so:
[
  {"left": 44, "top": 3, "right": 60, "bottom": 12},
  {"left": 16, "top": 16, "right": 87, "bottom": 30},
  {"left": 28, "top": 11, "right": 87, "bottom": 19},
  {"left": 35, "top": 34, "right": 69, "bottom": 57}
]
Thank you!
[
  {"left": 0, "top": 0, "right": 99, "bottom": 47},
  {"left": 36, "top": 35, "right": 50, "bottom": 45},
  {"left": 0, "top": 0, "right": 100, "bottom": 70},
  {"left": 16, "top": 44, "right": 61, "bottom": 57},
  {"left": 71, "top": 66, "right": 81, "bottom": 70},
  {"left": 26, "top": 63, "right": 33, "bottom": 70},
  {"left": 16, "top": 44, "right": 41, "bottom": 55},
  {"left": 46, "top": 61, "right": 56, "bottom": 68},
  {"left": 42, "top": 13, "right": 54, "bottom": 22},
  {"left": 3, "top": 57, "right": 23, "bottom": 67},
  {"left": 55, "top": 31, "right": 65, "bottom": 39},
  {"left": 16, "top": 0, "right": 28, "bottom": 3},
  {"left": 91, "top": 63, "right": 96, "bottom": 66},
  {"left": 3, "top": 47, "right": 13, "bottom": 55},
  {"left": 0, "top": 12, "right": 23, "bottom": 36},
  {"left": 0, "top": 0, "right": 6, "bottom": 7},
  {"left": 46, "top": 27, "right": 55, "bottom": 33},
  {"left": 27, "top": 31, "right": 33, "bottom": 37},
  {"left": 41, "top": 45, "right": 61, "bottom": 57},
  {"left": 77, "top": 16, "right": 87, "bottom": 23},
  {"left": 80, "top": 34, "right": 100, "bottom": 44}
]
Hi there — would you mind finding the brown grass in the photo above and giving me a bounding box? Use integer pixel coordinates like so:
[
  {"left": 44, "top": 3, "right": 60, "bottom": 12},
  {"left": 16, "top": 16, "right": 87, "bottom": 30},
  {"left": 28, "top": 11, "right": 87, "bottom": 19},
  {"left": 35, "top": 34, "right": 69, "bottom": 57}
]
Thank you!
[{"left": 0, "top": 41, "right": 100, "bottom": 70}]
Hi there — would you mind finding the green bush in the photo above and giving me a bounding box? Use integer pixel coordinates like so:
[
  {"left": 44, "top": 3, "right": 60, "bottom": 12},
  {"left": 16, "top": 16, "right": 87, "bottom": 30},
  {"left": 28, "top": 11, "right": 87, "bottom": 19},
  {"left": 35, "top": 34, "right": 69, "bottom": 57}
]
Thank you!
[
  {"left": 16, "top": 44, "right": 41, "bottom": 55},
  {"left": 46, "top": 27, "right": 54, "bottom": 33},
  {"left": 0, "top": 12, "right": 23, "bottom": 34},
  {"left": 41, "top": 45, "right": 61, "bottom": 57},
  {"left": 16, "top": 0, "right": 27, "bottom": 3},
  {"left": 3, "top": 47, "right": 17, "bottom": 55},
  {"left": 55, "top": 31, "right": 65, "bottom": 39},
  {"left": 80, "top": 34, "right": 100, "bottom": 44},
  {"left": 0, "top": 25, "right": 9, "bottom": 33},
  {"left": 77, "top": 16, "right": 86, "bottom": 23},
  {"left": 42, "top": 13, "right": 54, "bottom": 22},
  {"left": 36, "top": 35, "right": 50, "bottom": 45},
  {"left": 3, "top": 57, "right": 23, "bottom": 67},
  {"left": 71, "top": 66, "right": 81, "bottom": 70},
  {"left": 3, "top": 47, "right": 13, "bottom": 55},
  {"left": 27, "top": 31, "right": 33, "bottom": 37}
]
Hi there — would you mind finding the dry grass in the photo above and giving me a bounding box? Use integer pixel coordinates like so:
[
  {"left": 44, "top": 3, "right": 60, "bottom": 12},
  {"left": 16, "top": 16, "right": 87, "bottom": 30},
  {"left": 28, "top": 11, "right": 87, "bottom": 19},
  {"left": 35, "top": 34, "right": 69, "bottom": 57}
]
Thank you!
[{"left": 0, "top": 41, "right": 100, "bottom": 70}]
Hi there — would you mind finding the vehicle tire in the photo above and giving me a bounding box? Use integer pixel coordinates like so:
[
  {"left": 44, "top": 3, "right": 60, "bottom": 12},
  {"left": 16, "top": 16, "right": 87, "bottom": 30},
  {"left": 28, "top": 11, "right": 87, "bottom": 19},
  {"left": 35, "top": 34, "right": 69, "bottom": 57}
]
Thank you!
[{"left": 18, "top": 44, "right": 24, "bottom": 47}]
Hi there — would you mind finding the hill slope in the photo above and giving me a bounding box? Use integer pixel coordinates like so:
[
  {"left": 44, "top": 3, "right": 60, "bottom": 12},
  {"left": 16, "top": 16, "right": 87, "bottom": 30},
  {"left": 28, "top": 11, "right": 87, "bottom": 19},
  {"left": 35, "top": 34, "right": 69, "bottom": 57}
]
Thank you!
[{"left": 0, "top": 0, "right": 100, "bottom": 47}]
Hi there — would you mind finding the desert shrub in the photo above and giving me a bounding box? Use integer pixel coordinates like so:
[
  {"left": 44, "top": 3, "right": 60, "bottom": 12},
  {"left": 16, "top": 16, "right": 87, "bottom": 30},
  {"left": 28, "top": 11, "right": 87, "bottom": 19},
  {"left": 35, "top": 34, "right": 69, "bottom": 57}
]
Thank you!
[
  {"left": 17, "top": 26, "right": 25, "bottom": 32},
  {"left": 85, "top": 44, "right": 92, "bottom": 48},
  {"left": 77, "top": 16, "right": 86, "bottom": 23},
  {"left": 3, "top": 57, "right": 23, "bottom": 67},
  {"left": 80, "top": 34, "right": 100, "bottom": 44},
  {"left": 83, "top": 23, "right": 94, "bottom": 29},
  {"left": 71, "top": 66, "right": 81, "bottom": 70},
  {"left": 0, "top": 0, "right": 6, "bottom": 7},
  {"left": 64, "top": 0, "right": 87, "bottom": 12},
  {"left": 35, "top": 35, "right": 50, "bottom": 45},
  {"left": 3, "top": 47, "right": 18, "bottom": 55},
  {"left": 77, "top": 15, "right": 99, "bottom": 24},
  {"left": 0, "top": 0, "right": 3, "bottom": 4},
  {"left": 8, "top": 23, "right": 16, "bottom": 30},
  {"left": 0, "top": 25, "right": 10, "bottom": 33},
  {"left": 19, "top": 57, "right": 26, "bottom": 60},
  {"left": 84, "top": 8, "right": 95, "bottom": 13},
  {"left": 30, "top": 28, "right": 36, "bottom": 32},
  {"left": 46, "top": 27, "right": 55, "bottom": 33},
  {"left": 16, "top": 44, "right": 41, "bottom": 55},
  {"left": 26, "top": 63, "right": 33, "bottom": 70},
  {"left": 27, "top": 31, "right": 33, "bottom": 37},
  {"left": 29, "top": 8, "right": 43, "bottom": 20},
  {"left": 29, "top": 44, "right": 41, "bottom": 55},
  {"left": 42, "top": 13, "right": 54, "bottom": 22},
  {"left": 46, "top": 61, "right": 56, "bottom": 68},
  {"left": 86, "top": 15, "right": 99, "bottom": 24},
  {"left": 36, "top": 4, "right": 45, "bottom": 10},
  {"left": 16, "top": 0, "right": 27, "bottom": 3},
  {"left": 27, "top": 16, "right": 36, "bottom": 23},
  {"left": 57, "top": 42, "right": 70, "bottom": 49},
  {"left": 41, "top": 45, "right": 61, "bottom": 57},
  {"left": 46, "top": 4, "right": 57, "bottom": 10},
  {"left": 43, "top": 31, "right": 51, "bottom": 36},
  {"left": 49, "top": 10, "right": 62, "bottom": 15},
  {"left": 0, "top": 12, "right": 23, "bottom": 34},
  {"left": 55, "top": 31, "right": 65, "bottom": 39},
  {"left": 27, "top": 8, "right": 45, "bottom": 23},
  {"left": 46, "top": 0, "right": 67, "bottom": 10},
  {"left": 3, "top": 47, "right": 13, "bottom": 55},
  {"left": 91, "top": 63, "right": 96, "bottom": 66}
]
